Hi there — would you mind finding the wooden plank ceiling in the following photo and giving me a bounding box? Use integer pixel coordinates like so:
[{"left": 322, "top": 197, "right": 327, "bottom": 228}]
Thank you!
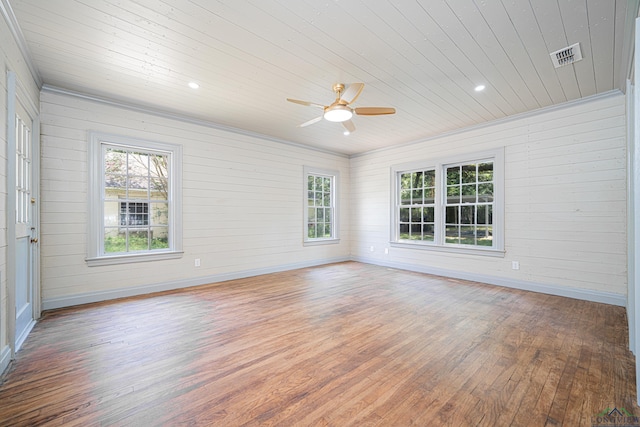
[{"left": 7, "top": 0, "right": 640, "bottom": 155}]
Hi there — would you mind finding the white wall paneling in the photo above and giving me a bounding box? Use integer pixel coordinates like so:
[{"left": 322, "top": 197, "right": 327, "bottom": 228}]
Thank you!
[
  {"left": 631, "top": 16, "right": 640, "bottom": 407},
  {"left": 39, "top": 89, "right": 350, "bottom": 306},
  {"left": 351, "top": 91, "right": 628, "bottom": 303}
]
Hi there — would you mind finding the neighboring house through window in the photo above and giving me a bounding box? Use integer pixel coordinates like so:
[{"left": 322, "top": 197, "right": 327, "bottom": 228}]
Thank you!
[
  {"left": 304, "top": 166, "right": 339, "bottom": 245},
  {"left": 120, "top": 201, "right": 149, "bottom": 228},
  {"left": 87, "top": 132, "right": 183, "bottom": 266},
  {"left": 391, "top": 149, "right": 504, "bottom": 256}
]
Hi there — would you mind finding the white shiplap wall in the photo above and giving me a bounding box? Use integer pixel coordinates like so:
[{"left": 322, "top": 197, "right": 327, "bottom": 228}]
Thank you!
[
  {"left": 0, "top": 3, "right": 41, "bottom": 373},
  {"left": 0, "top": 16, "right": 11, "bottom": 375},
  {"left": 350, "top": 92, "right": 627, "bottom": 303},
  {"left": 39, "top": 90, "right": 350, "bottom": 308}
]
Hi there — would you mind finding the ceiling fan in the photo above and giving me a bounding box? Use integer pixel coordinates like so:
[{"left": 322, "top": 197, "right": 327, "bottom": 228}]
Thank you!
[{"left": 287, "top": 83, "right": 395, "bottom": 134}]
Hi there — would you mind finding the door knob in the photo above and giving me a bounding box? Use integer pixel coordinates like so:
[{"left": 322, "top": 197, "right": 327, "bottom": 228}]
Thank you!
[{"left": 30, "top": 238, "right": 38, "bottom": 244}]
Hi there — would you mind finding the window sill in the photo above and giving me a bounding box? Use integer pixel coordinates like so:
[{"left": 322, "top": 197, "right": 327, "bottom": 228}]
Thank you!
[
  {"left": 86, "top": 251, "right": 184, "bottom": 267},
  {"left": 390, "top": 241, "right": 505, "bottom": 257},
  {"left": 304, "top": 238, "right": 340, "bottom": 247}
]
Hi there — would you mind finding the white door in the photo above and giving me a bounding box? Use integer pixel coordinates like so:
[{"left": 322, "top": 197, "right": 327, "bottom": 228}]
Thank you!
[
  {"left": 14, "top": 102, "right": 36, "bottom": 350},
  {"left": 8, "top": 72, "right": 40, "bottom": 353}
]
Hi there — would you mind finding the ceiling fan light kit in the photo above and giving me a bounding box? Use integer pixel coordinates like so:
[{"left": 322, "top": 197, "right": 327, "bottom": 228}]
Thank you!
[
  {"left": 287, "top": 83, "right": 395, "bottom": 133},
  {"left": 324, "top": 104, "right": 353, "bottom": 122}
]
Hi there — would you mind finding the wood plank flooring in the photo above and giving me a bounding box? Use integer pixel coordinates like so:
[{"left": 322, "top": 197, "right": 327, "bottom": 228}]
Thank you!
[{"left": 0, "top": 261, "right": 638, "bottom": 426}]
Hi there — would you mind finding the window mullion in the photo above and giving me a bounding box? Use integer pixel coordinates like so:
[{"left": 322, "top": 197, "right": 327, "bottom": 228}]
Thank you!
[{"left": 434, "top": 165, "right": 444, "bottom": 246}]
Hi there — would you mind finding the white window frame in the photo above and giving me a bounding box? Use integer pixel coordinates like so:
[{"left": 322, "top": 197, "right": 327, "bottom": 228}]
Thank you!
[
  {"left": 390, "top": 148, "right": 504, "bottom": 257},
  {"left": 303, "top": 166, "right": 340, "bottom": 246},
  {"left": 87, "top": 132, "right": 183, "bottom": 266}
]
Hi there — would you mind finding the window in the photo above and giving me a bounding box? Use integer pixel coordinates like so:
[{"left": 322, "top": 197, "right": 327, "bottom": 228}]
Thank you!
[
  {"left": 304, "top": 166, "right": 339, "bottom": 245},
  {"left": 391, "top": 149, "right": 503, "bottom": 255},
  {"left": 16, "top": 114, "right": 32, "bottom": 224},
  {"left": 398, "top": 169, "right": 436, "bottom": 242},
  {"left": 87, "top": 133, "right": 182, "bottom": 266},
  {"left": 120, "top": 202, "right": 149, "bottom": 227},
  {"left": 444, "top": 162, "right": 494, "bottom": 246}
]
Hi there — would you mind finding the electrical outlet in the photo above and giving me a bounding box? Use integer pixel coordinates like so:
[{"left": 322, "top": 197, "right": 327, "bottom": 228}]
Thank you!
[
  {"left": 512, "top": 261, "right": 520, "bottom": 270},
  {"left": 369, "top": 246, "right": 375, "bottom": 252},
  {"left": 195, "top": 258, "right": 201, "bottom": 267},
  {"left": 384, "top": 248, "right": 389, "bottom": 254}
]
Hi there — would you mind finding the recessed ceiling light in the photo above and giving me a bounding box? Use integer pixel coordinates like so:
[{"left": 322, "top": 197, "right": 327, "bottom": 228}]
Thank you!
[
  {"left": 474, "top": 84, "right": 486, "bottom": 92},
  {"left": 188, "top": 82, "right": 200, "bottom": 89},
  {"left": 343, "top": 130, "right": 350, "bottom": 136}
]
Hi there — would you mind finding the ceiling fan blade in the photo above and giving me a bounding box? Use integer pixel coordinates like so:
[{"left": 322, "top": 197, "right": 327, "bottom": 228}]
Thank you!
[
  {"left": 287, "top": 98, "right": 325, "bottom": 109},
  {"left": 354, "top": 107, "right": 396, "bottom": 116},
  {"left": 340, "top": 83, "right": 364, "bottom": 105},
  {"left": 342, "top": 120, "right": 356, "bottom": 133},
  {"left": 299, "top": 116, "right": 323, "bottom": 127}
]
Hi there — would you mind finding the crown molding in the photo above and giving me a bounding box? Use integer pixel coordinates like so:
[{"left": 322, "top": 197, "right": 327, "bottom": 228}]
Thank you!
[
  {"left": 351, "top": 89, "right": 624, "bottom": 159},
  {"left": 41, "top": 84, "right": 348, "bottom": 159},
  {"left": 621, "top": 0, "right": 640, "bottom": 90},
  {"left": 0, "top": 0, "right": 42, "bottom": 87}
]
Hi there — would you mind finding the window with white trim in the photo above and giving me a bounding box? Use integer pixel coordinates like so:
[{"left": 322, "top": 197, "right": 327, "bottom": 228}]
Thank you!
[
  {"left": 398, "top": 169, "right": 436, "bottom": 242},
  {"left": 392, "top": 149, "right": 504, "bottom": 255},
  {"left": 444, "top": 162, "right": 494, "bottom": 246},
  {"left": 87, "top": 133, "right": 183, "bottom": 266},
  {"left": 304, "top": 166, "right": 339, "bottom": 244}
]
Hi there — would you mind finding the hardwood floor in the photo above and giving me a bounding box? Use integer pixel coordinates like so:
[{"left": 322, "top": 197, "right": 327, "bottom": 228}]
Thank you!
[{"left": 0, "top": 261, "right": 637, "bottom": 426}]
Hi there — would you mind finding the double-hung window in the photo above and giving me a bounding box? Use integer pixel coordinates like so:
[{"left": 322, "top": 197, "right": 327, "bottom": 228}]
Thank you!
[
  {"left": 392, "top": 149, "right": 504, "bottom": 255},
  {"left": 304, "top": 166, "right": 339, "bottom": 245},
  {"left": 398, "top": 169, "right": 436, "bottom": 242},
  {"left": 87, "top": 133, "right": 183, "bottom": 266},
  {"left": 444, "top": 162, "right": 495, "bottom": 246}
]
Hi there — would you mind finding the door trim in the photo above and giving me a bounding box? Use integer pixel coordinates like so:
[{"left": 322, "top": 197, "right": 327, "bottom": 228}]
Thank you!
[{"left": 7, "top": 70, "right": 17, "bottom": 357}]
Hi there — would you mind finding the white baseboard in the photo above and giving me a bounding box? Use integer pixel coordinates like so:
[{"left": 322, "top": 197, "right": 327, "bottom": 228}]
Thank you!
[
  {"left": 42, "top": 255, "right": 626, "bottom": 310},
  {"left": 15, "top": 320, "right": 36, "bottom": 353},
  {"left": 42, "top": 256, "right": 351, "bottom": 310},
  {"left": 0, "top": 345, "right": 11, "bottom": 377},
  {"left": 352, "top": 256, "right": 627, "bottom": 307}
]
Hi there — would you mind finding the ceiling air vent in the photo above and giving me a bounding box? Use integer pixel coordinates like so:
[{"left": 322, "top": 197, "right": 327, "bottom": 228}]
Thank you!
[{"left": 550, "top": 43, "right": 582, "bottom": 68}]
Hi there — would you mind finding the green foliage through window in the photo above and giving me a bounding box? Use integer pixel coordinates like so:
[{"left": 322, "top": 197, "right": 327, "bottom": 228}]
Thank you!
[
  {"left": 396, "top": 160, "right": 494, "bottom": 248},
  {"left": 398, "top": 169, "right": 435, "bottom": 242},
  {"left": 444, "top": 162, "right": 493, "bottom": 247}
]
